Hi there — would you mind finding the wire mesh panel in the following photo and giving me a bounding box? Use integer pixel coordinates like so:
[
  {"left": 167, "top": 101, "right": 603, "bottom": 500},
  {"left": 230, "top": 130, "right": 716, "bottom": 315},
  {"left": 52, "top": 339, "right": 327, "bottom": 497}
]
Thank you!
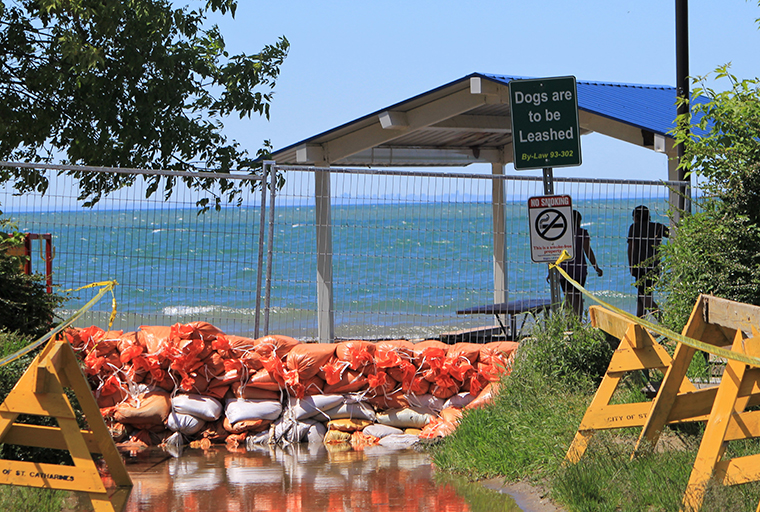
[
  {"left": 0, "top": 164, "right": 688, "bottom": 342},
  {"left": 272, "top": 166, "right": 685, "bottom": 341},
  {"left": 0, "top": 169, "right": 266, "bottom": 337}
]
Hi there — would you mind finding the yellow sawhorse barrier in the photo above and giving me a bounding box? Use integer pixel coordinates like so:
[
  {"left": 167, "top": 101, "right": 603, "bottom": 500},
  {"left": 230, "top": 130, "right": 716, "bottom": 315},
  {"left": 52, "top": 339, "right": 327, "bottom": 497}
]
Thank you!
[
  {"left": 565, "top": 295, "right": 759, "bottom": 463},
  {"left": 0, "top": 338, "right": 132, "bottom": 511},
  {"left": 682, "top": 328, "right": 760, "bottom": 512}
]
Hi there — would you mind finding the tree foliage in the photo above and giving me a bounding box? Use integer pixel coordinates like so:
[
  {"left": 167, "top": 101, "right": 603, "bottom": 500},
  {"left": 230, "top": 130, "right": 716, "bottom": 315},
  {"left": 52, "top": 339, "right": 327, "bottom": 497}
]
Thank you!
[
  {"left": 660, "top": 66, "right": 760, "bottom": 331},
  {"left": 0, "top": 0, "right": 289, "bottom": 208}
]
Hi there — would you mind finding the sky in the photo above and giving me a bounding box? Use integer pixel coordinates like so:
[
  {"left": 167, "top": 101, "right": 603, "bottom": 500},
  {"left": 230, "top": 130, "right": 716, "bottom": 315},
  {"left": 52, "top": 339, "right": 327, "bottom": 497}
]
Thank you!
[{"left": 208, "top": 0, "right": 759, "bottom": 182}]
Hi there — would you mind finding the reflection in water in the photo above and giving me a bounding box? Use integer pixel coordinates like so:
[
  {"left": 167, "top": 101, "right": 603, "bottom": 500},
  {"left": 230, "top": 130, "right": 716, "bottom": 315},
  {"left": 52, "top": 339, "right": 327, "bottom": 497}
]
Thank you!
[{"left": 120, "top": 445, "right": 521, "bottom": 512}]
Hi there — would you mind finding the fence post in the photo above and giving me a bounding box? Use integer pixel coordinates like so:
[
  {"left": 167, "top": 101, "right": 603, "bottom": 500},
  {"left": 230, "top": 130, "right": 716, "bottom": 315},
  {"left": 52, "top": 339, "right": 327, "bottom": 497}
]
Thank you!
[
  {"left": 491, "top": 163, "right": 507, "bottom": 304},
  {"left": 314, "top": 167, "right": 335, "bottom": 343},
  {"left": 254, "top": 162, "right": 269, "bottom": 338}
]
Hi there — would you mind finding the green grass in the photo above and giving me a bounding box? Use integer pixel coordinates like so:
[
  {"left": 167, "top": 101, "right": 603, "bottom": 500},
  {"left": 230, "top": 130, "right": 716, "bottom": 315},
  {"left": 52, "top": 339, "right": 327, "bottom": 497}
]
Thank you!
[{"left": 430, "top": 309, "right": 760, "bottom": 511}]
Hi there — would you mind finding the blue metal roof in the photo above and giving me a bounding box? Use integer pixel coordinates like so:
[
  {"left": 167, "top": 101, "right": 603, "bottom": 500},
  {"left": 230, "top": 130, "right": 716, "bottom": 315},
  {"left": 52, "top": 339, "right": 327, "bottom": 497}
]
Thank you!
[{"left": 481, "top": 73, "right": 699, "bottom": 137}]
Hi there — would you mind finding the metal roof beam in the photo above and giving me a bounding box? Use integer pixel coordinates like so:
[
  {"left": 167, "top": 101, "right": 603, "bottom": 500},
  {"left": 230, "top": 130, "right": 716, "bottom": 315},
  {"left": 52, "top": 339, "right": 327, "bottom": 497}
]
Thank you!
[
  {"left": 314, "top": 87, "right": 499, "bottom": 164},
  {"left": 428, "top": 115, "right": 512, "bottom": 133}
]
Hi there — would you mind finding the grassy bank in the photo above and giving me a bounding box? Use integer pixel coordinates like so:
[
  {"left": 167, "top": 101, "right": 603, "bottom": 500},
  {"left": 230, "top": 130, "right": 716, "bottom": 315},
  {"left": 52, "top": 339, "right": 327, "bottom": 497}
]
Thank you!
[{"left": 430, "top": 309, "right": 760, "bottom": 511}]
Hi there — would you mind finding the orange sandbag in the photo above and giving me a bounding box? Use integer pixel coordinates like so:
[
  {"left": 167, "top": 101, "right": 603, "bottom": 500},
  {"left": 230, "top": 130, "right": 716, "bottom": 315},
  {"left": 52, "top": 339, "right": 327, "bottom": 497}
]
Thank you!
[
  {"left": 440, "top": 407, "right": 464, "bottom": 424},
  {"left": 323, "top": 368, "right": 367, "bottom": 394},
  {"left": 430, "top": 381, "right": 459, "bottom": 400},
  {"left": 465, "top": 382, "right": 500, "bottom": 410},
  {"left": 299, "top": 374, "right": 326, "bottom": 396},
  {"left": 419, "top": 416, "right": 457, "bottom": 439},
  {"left": 335, "top": 340, "right": 376, "bottom": 372},
  {"left": 480, "top": 341, "right": 519, "bottom": 365},
  {"left": 137, "top": 325, "right": 172, "bottom": 355},
  {"left": 112, "top": 390, "right": 171, "bottom": 426},
  {"left": 223, "top": 417, "right": 271, "bottom": 435},
  {"left": 183, "top": 321, "right": 224, "bottom": 341},
  {"left": 447, "top": 342, "right": 481, "bottom": 365},
  {"left": 286, "top": 343, "right": 336, "bottom": 380},
  {"left": 366, "top": 371, "right": 398, "bottom": 396},
  {"left": 246, "top": 368, "right": 284, "bottom": 392},
  {"left": 231, "top": 381, "right": 281, "bottom": 400},
  {"left": 366, "top": 390, "right": 409, "bottom": 410},
  {"left": 412, "top": 340, "right": 449, "bottom": 370},
  {"left": 375, "top": 340, "right": 414, "bottom": 368},
  {"left": 351, "top": 430, "right": 380, "bottom": 451},
  {"left": 227, "top": 335, "right": 264, "bottom": 370},
  {"left": 65, "top": 325, "right": 106, "bottom": 352},
  {"left": 201, "top": 352, "right": 226, "bottom": 376},
  {"left": 387, "top": 360, "right": 417, "bottom": 390},
  {"left": 254, "top": 334, "right": 301, "bottom": 359}
]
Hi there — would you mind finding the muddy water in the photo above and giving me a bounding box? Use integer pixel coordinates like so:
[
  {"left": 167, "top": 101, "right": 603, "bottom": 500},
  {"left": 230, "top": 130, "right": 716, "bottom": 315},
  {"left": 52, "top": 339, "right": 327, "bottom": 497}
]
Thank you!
[{"left": 118, "top": 444, "right": 522, "bottom": 512}]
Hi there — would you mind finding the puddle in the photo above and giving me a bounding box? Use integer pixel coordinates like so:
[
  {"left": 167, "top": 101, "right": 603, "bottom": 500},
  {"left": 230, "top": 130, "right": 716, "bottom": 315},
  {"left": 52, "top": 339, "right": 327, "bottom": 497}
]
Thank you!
[{"left": 114, "top": 445, "right": 523, "bottom": 511}]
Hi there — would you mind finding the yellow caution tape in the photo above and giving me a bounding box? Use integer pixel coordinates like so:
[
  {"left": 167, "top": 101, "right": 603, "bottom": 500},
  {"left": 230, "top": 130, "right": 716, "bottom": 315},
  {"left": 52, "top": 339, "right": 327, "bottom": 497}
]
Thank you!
[
  {"left": 0, "top": 280, "right": 118, "bottom": 367},
  {"left": 550, "top": 251, "right": 760, "bottom": 367}
]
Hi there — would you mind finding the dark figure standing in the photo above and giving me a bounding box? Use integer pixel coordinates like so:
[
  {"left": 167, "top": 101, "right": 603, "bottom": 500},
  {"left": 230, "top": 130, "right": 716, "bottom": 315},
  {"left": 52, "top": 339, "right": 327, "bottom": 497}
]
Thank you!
[
  {"left": 559, "top": 210, "right": 603, "bottom": 318},
  {"left": 627, "top": 205, "right": 669, "bottom": 318}
]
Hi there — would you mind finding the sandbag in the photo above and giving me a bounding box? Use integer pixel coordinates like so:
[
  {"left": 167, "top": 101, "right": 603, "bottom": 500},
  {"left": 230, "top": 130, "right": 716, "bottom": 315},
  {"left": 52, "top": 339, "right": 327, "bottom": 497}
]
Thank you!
[
  {"left": 231, "top": 382, "right": 281, "bottom": 400},
  {"left": 377, "top": 434, "right": 420, "bottom": 450},
  {"left": 327, "top": 418, "right": 373, "bottom": 432},
  {"left": 137, "top": 325, "right": 172, "bottom": 355},
  {"left": 322, "top": 368, "right": 367, "bottom": 394},
  {"left": 447, "top": 342, "right": 481, "bottom": 365},
  {"left": 113, "top": 390, "right": 171, "bottom": 426},
  {"left": 374, "top": 340, "right": 414, "bottom": 368},
  {"left": 321, "top": 401, "right": 376, "bottom": 422},
  {"left": 286, "top": 343, "right": 336, "bottom": 380},
  {"left": 363, "top": 424, "right": 404, "bottom": 439},
  {"left": 323, "top": 429, "right": 352, "bottom": 444},
  {"left": 223, "top": 417, "right": 271, "bottom": 435},
  {"left": 166, "top": 411, "right": 206, "bottom": 435},
  {"left": 334, "top": 340, "right": 376, "bottom": 372},
  {"left": 253, "top": 334, "right": 301, "bottom": 359},
  {"left": 287, "top": 394, "right": 345, "bottom": 421},
  {"left": 376, "top": 407, "right": 432, "bottom": 429},
  {"left": 406, "top": 394, "right": 445, "bottom": 413},
  {"left": 465, "top": 382, "right": 500, "bottom": 410},
  {"left": 172, "top": 394, "right": 223, "bottom": 422},
  {"left": 271, "top": 417, "right": 313, "bottom": 444},
  {"left": 443, "top": 392, "right": 476, "bottom": 410},
  {"left": 412, "top": 340, "right": 449, "bottom": 370},
  {"left": 305, "top": 419, "right": 328, "bottom": 444},
  {"left": 225, "top": 398, "right": 283, "bottom": 424},
  {"left": 480, "top": 341, "right": 519, "bottom": 366}
]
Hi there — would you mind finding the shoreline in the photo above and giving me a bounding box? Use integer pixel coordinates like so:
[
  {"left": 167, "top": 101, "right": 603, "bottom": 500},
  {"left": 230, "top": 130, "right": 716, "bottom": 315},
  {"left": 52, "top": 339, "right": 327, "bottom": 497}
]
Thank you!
[{"left": 481, "top": 477, "right": 566, "bottom": 512}]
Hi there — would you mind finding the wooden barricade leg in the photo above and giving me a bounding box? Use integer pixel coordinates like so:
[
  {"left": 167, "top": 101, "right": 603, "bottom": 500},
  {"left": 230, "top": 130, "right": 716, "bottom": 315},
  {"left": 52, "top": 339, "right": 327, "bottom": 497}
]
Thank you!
[
  {"left": 635, "top": 296, "right": 735, "bottom": 457},
  {"left": 565, "top": 306, "right": 692, "bottom": 463},
  {"left": 0, "top": 340, "right": 132, "bottom": 512}
]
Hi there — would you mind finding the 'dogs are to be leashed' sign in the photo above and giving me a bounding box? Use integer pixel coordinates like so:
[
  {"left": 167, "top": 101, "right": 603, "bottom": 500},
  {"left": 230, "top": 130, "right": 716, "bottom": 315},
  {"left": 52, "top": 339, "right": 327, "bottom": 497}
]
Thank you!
[
  {"left": 509, "top": 76, "right": 582, "bottom": 170},
  {"left": 528, "top": 194, "right": 574, "bottom": 263}
]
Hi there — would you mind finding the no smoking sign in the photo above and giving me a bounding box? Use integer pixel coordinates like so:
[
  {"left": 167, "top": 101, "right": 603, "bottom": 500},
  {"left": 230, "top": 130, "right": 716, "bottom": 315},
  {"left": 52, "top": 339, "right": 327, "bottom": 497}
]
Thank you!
[{"left": 528, "top": 195, "right": 574, "bottom": 263}]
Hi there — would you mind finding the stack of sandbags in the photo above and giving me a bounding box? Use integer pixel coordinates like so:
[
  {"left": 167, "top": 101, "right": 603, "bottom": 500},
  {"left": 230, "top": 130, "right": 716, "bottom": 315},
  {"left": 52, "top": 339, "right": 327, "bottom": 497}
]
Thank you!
[{"left": 64, "top": 323, "right": 519, "bottom": 448}]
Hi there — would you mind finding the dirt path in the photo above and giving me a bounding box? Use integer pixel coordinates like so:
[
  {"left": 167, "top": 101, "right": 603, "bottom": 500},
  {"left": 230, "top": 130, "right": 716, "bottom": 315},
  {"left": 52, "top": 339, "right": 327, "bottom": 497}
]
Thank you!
[{"left": 481, "top": 478, "right": 566, "bottom": 511}]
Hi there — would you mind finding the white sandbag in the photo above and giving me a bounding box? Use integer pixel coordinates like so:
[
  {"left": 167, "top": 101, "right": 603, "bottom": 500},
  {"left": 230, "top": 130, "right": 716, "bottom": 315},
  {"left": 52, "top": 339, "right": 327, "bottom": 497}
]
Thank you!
[
  {"left": 443, "top": 392, "right": 476, "bottom": 410},
  {"left": 172, "top": 394, "right": 223, "bottom": 421},
  {"left": 271, "top": 417, "right": 313, "bottom": 444},
  {"left": 376, "top": 408, "right": 432, "bottom": 429},
  {"left": 166, "top": 411, "right": 206, "bottom": 435},
  {"left": 225, "top": 398, "right": 283, "bottom": 424},
  {"left": 321, "top": 401, "right": 376, "bottom": 422},
  {"left": 246, "top": 430, "right": 272, "bottom": 448},
  {"left": 305, "top": 420, "right": 327, "bottom": 444},
  {"left": 287, "top": 394, "right": 345, "bottom": 421},
  {"left": 363, "top": 424, "right": 404, "bottom": 439},
  {"left": 378, "top": 434, "right": 420, "bottom": 450},
  {"left": 405, "top": 394, "right": 445, "bottom": 413}
]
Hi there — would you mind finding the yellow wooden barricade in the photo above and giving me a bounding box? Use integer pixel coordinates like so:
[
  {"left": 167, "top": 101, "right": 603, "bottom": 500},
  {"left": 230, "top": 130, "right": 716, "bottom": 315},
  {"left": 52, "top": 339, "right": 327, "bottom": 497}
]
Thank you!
[
  {"left": 682, "top": 328, "right": 760, "bottom": 512},
  {"left": 0, "top": 338, "right": 132, "bottom": 512},
  {"left": 566, "top": 295, "right": 760, "bottom": 463}
]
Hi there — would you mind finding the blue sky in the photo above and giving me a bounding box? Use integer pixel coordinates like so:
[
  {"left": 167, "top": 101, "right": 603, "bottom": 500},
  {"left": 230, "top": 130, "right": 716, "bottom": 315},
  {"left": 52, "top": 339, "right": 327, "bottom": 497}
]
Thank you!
[{"left": 211, "top": 0, "right": 759, "bottom": 182}]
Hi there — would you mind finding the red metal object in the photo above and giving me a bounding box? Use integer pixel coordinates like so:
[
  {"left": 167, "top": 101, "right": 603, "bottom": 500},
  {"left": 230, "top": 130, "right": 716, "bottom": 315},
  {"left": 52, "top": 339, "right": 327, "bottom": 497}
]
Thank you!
[{"left": 12, "top": 233, "right": 54, "bottom": 293}]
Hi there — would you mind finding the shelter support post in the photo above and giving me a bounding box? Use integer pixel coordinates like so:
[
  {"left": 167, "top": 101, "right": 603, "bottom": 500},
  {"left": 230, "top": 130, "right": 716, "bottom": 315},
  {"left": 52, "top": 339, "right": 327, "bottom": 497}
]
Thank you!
[
  {"left": 491, "top": 163, "right": 507, "bottom": 304},
  {"left": 314, "top": 166, "right": 335, "bottom": 343}
]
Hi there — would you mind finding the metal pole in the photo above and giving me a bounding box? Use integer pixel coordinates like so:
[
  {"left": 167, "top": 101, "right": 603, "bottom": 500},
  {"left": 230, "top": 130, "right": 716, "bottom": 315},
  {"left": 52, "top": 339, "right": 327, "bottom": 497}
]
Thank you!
[
  {"left": 676, "top": 0, "right": 691, "bottom": 214},
  {"left": 263, "top": 162, "right": 277, "bottom": 335},
  {"left": 543, "top": 168, "right": 562, "bottom": 308},
  {"left": 253, "top": 162, "right": 269, "bottom": 338}
]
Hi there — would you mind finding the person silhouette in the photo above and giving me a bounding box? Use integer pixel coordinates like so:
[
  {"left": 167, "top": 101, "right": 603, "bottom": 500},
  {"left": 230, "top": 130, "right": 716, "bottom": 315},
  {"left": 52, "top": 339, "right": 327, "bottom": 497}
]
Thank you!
[
  {"left": 558, "top": 210, "right": 603, "bottom": 318},
  {"left": 627, "top": 205, "right": 669, "bottom": 318}
]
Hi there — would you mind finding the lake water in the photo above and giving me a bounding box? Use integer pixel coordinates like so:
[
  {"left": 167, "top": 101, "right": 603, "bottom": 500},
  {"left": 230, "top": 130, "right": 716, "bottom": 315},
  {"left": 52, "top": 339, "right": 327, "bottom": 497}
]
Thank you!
[{"left": 110, "top": 445, "right": 523, "bottom": 512}]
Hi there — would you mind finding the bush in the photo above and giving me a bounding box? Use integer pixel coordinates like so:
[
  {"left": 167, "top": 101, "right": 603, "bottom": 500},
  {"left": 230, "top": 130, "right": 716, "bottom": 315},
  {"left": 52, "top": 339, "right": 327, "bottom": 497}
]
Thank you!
[{"left": 513, "top": 308, "right": 614, "bottom": 389}]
